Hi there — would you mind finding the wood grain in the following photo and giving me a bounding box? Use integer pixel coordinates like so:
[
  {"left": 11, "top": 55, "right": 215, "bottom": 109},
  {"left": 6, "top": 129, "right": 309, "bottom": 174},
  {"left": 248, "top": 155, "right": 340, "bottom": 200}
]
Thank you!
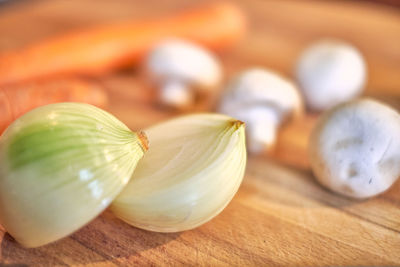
[{"left": 0, "top": 0, "right": 400, "bottom": 266}]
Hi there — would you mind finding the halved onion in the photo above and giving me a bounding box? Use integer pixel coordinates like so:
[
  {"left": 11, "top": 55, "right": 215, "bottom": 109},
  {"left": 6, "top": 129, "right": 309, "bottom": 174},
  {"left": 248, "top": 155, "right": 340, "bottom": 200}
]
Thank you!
[
  {"left": 111, "top": 113, "right": 246, "bottom": 232},
  {"left": 0, "top": 103, "right": 147, "bottom": 247}
]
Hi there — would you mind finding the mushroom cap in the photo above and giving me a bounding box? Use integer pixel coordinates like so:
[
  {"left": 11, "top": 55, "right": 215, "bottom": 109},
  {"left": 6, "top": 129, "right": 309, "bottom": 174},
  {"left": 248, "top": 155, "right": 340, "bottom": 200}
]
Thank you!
[
  {"left": 309, "top": 98, "right": 400, "bottom": 199},
  {"left": 219, "top": 68, "right": 302, "bottom": 121},
  {"left": 219, "top": 68, "right": 303, "bottom": 154},
  {"left": 296, "top": 40, "right": 366, "bottom": 111},
  {"left": 146, "top": 39, "right": 222, "bottom": 89}
]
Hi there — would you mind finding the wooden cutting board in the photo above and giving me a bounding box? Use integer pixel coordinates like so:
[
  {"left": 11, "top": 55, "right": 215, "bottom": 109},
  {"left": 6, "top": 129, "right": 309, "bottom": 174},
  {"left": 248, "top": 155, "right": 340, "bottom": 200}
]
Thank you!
[{"left": 0, "top": 0, "right": 400, "bottom": 266}]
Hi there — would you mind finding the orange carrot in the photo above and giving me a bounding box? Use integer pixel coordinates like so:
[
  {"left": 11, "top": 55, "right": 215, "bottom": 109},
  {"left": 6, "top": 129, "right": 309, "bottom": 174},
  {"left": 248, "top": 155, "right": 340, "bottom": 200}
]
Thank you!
[
  {"left": 0, "top": 79, "right": 108, "bottom": 134},
  {"left": 0, "top": 3, "right": 246, "bottom": 86}
]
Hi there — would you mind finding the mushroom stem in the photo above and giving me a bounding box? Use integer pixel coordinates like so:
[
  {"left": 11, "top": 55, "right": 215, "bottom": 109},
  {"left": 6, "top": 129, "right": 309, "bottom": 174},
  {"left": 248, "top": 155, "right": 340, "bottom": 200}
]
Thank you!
[
  {"left": 159, "top": 80, "right": 192, "bottom": 108},
  {"left": 245, "top": 107, "right": 280, "bottom": 154}
]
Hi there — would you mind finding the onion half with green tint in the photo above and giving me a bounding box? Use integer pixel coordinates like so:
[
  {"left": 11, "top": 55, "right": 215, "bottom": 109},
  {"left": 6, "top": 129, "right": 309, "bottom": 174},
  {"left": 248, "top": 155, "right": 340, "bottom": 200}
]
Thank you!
[
  {"left": 111, "top": 113, "right": 247, "bottom": 232},
  {"left": 0, "top": 103, "right": 147, "bottom": 247}
]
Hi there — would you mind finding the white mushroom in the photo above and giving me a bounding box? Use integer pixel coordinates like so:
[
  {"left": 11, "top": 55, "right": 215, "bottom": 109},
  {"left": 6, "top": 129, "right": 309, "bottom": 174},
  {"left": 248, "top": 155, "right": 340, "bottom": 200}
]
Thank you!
[
  {"left": 295, "top": 39, "right": 367, "bottom": 111},
  {"left": 146, "top": 39, "right": 222, "bottom": 109},
  {"left": 309, "top": 98, "right": 400, "bottom": 199},
  {"left": 219, "top": 68, "right": 303, "bottom": 154}
]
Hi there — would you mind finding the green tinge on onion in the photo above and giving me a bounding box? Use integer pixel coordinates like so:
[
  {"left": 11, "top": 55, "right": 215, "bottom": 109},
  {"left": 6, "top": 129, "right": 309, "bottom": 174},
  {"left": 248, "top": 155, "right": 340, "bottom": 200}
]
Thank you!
[
  {"left": 0, "top": 103, "right": 147, "bottom": 247},
  {"left": 111, "top": 113, "right": 247, "bottom": 232}
]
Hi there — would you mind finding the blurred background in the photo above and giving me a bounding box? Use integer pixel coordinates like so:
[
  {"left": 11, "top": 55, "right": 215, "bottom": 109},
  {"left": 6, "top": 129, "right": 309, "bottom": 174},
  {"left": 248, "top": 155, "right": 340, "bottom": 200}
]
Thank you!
[{"left": 0, "top": 0, "right": 399, "bottom": 131}]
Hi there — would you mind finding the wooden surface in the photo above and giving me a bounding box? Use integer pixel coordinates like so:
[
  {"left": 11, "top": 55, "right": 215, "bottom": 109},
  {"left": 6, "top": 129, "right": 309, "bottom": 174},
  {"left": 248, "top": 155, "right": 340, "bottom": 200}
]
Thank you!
[{"left": 1, "top": 0, "right": 400, "bottom": 266}]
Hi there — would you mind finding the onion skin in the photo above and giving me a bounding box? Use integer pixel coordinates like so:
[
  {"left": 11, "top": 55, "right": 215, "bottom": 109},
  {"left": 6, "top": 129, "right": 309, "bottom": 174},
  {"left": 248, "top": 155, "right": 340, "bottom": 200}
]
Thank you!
[{"left": 0, "top": 102, "right": 147, "bottom": 247}]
